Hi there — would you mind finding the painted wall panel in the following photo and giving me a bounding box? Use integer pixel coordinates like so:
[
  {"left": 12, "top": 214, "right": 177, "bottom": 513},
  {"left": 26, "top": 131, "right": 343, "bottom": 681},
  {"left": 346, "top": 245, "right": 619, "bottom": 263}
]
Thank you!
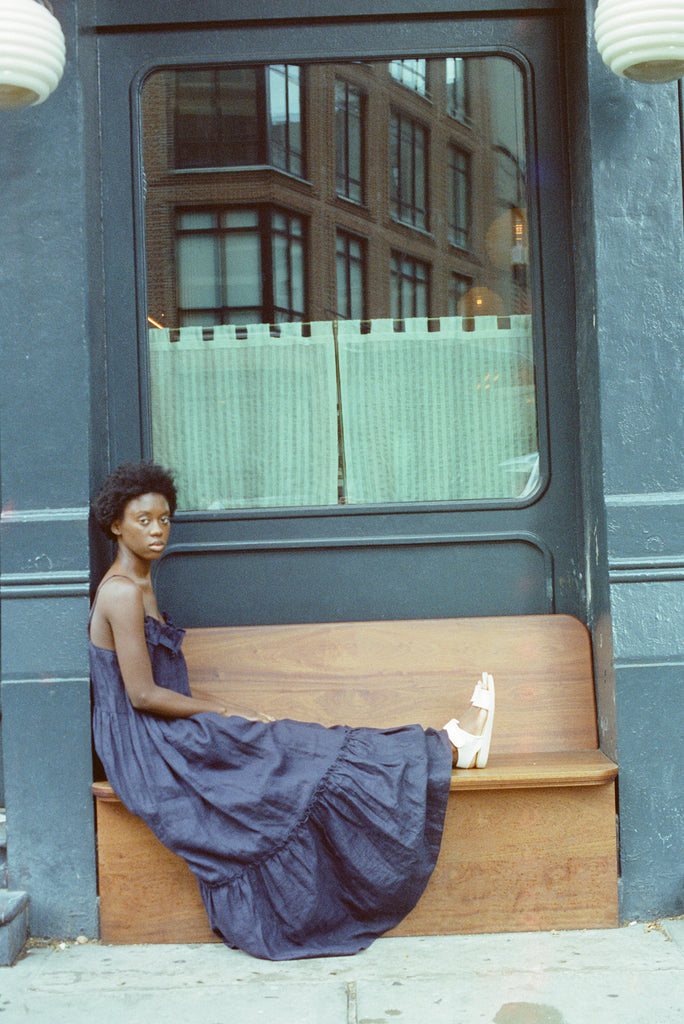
[
  {"left": 610, "top": 583, "right": 684, "bottom": 663},
  {"left": 616, "top": 663, "right": 684, "bottom": 922},
  {"left": 606, "top": 494, "right": 684, "bottom": 565},
  {"left": 0, "top": 0, "right": 98, "bottom": 937},
  {"left": 1, "top": 596, "right": 89, "bottom": 680},
  {"left": 589, "top": 77, "right": 684, "bottom": 497},
  {"left": 1, "top": 679, "right": 97, "bottom": 938},
  {"left": 583, "top": 0, "right": 684, "bottom": 922},
  {"left": 156, "top": 537, "right": 552, "bottom": 626}
]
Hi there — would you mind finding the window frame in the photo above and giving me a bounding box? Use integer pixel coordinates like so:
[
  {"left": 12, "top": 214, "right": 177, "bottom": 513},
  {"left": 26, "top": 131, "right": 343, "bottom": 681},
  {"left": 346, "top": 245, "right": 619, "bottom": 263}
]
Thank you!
[
  {"left": 389, "top": 58, "right": 429, "bottom": 96},
  {"left": 449, "top": 271, "right": 473, "bottom": 314},
  {"left": 448, "top": 143, "right": 472, "bottom": 250},
  {"left": 334, "top": 77, "right": 366, "bottom": 205},
  {"left": 168, "top": 63, "right": 306, "bottom": 175},
  {"left": 134, "top": 48, "right": 546, "bottom": 518},
  {"left": 100, "top": 29, "right": 562, "bottom": 524},
  {"left": 446, "top": 56, "right": 470, "bottom": 123},
  {"left": 174, "top": 203, "right": 308, "bottom": 326},
  {"left": 335, "top": 228, "right": 367, "bottom": 320},
  {"left": 389, "top": 107, "right": 429, "bottom": 232},
  {"left": 96, "top": 10, "right": 587, "bottom": 625},
  {"left": 267, "top": 64, "right": 305, "bottom": 177},
  {"left": 390, "top": 250, "right": 430, "bottom": 318}
]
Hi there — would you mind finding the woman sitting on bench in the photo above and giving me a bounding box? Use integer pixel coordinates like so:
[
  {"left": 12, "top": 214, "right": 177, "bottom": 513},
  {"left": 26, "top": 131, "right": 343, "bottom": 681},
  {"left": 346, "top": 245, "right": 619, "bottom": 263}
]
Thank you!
[{"left": 89, "top": 461, "right": 495, "bottom": 961}]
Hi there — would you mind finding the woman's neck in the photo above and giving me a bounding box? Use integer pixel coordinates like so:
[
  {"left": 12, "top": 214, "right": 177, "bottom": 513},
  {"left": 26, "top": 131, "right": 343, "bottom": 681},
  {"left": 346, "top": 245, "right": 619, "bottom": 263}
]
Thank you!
[{"left": 110, "top": 548, "right": 154, "bottom": 587}]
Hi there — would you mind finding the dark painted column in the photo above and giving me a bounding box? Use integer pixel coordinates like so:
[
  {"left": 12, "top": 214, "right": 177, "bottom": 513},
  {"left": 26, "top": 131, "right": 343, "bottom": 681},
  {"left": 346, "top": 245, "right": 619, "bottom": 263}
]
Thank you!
[
  {"left": 0, "top": 0, "right": 98, "bottom": 937},
  {"left": 581, "top": 1, "right": 684, "bottom": 921}
]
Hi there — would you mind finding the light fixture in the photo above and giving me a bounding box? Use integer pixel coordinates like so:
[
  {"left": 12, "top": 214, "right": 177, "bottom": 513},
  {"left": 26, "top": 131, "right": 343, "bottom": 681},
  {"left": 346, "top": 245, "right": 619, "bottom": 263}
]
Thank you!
[
  {"left": 457, "top": 286, "right": 505, "bottom": 318},
  {"left": 0, "top": 0, "right": 66, "bottom": 111},
  {"left": 595, "top": 0, "right": 684, "bottom": 84},
  {"left": 485, "top": 208, "right": 528, "bottom": 274}
]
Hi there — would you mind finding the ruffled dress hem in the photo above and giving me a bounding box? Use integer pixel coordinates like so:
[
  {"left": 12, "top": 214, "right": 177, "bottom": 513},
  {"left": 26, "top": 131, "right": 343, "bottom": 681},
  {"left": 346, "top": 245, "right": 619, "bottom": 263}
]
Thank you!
[{"left": 90, "top": 611, "right": 452, "bottom": 961}]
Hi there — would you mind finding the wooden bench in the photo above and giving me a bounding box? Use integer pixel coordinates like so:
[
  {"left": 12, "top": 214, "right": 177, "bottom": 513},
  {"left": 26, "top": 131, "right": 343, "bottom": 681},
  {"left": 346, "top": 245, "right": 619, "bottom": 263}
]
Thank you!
[{"left": 92, "top": 614, "right": 619, "bottom": 944}]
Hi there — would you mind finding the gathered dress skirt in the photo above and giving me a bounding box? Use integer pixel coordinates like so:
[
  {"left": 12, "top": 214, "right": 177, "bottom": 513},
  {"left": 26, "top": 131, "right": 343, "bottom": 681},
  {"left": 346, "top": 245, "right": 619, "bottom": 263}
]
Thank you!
[{"left": 89, "top": 615, "right": 452, "bottom": 961}]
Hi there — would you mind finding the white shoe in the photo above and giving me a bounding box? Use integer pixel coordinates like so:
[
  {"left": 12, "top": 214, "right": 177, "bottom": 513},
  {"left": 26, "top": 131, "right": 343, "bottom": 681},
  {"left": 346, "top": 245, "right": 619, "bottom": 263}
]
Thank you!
[{"left": 443, "top": 672, "right": 495, "bottom": 768}]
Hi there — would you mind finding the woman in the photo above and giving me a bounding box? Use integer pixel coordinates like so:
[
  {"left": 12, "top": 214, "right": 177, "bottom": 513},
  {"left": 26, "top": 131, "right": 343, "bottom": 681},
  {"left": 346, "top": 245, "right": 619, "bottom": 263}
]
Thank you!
[{"left": 89, "top": 461, "right": 494, "bottom": 960}]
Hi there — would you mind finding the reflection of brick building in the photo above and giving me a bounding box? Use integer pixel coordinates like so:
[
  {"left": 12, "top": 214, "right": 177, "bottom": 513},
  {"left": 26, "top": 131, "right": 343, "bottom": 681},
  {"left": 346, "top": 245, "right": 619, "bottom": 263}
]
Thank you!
[{"left": 142, "top": 57, "right": 530, "bottom": 332}]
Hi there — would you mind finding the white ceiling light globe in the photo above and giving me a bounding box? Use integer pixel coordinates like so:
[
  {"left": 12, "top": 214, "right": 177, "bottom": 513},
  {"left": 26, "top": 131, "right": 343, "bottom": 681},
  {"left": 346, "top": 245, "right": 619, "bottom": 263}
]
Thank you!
[
  {"left": 0, "top": 0, "right": 66, "bottom": 111},
  {"left": 595, "top": 0, "right": 684, "bottom": 83}
]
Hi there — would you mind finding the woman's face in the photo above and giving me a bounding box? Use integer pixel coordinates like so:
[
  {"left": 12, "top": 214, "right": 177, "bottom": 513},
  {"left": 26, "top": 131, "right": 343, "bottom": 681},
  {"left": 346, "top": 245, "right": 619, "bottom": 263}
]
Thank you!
[{"left": 111, "top": 492, "right": 171, "bottom": 562}]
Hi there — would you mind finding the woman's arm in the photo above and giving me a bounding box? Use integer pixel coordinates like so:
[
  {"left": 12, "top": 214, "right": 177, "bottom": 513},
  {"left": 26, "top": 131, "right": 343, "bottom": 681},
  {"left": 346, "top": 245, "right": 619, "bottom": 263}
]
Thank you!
[{"left": 101, "top": 579, "right": 270, "bottom": 720}]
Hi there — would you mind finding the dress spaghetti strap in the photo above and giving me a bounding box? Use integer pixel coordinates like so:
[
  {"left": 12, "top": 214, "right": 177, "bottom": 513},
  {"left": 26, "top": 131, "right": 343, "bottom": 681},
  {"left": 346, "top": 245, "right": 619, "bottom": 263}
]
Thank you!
[{"left": 88, "top": 574, "right": 139, "bottom": 629}]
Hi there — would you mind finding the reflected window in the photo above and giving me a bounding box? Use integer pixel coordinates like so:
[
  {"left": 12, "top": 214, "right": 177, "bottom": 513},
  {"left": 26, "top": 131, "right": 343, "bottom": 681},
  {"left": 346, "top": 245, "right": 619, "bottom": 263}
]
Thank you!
[
  {"left": 449, "top": 272, "right": 472, "bottom": 315},
  {"left": 175, "top": 207, "right": 305, "bottom": 326},
  {"left": 142, "top": 56, "right": 538, "bottom": 510},
  {"left": 272, "top": 210, "right": 306, "bottom": 321},
  {"left": 446, "top": 58, "right": 469, "bottom": 122},
  {"left": 389, "top": 59, "right": 428, "bottom": 96},
  {"left": 449, "top": 145, "right": 471, "bottom": 250},
  {"left": 268, "top": 65, "right": 304, "bottom": 177},
  {"left": 336, "top": 231, "right": 366, "bottom": 320},
  {"left": 171, "top": 64, "right": 303, "bottom": 174},
  {"left": 335, "top": 79, "right": 364, "bottom": 203},
  {"left": 390, "top": 110, "right": 428, "bottom": 230},
  {"left": 391, "top": 252, "right": 429, "bottom": 318}
]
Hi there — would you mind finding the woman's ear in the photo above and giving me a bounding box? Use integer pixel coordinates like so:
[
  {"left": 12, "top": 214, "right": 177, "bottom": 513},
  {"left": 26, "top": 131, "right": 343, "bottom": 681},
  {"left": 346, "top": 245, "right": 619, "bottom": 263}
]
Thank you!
[{"left": 110, "top": 520, "right": 122, "bottom": 537}]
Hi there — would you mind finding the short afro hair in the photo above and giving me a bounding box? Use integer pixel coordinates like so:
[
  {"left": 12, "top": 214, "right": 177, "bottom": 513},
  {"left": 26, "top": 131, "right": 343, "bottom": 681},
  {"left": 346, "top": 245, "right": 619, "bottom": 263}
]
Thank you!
[{"left": 93, "top": 462, "right": 178, "bottom": 539}]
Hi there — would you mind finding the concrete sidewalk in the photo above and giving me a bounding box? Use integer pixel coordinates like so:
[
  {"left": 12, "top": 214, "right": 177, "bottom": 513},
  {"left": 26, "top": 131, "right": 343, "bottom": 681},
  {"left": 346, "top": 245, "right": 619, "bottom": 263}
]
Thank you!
[{"left": 2, "top": 921, "right": 684, "bottom": 1024}]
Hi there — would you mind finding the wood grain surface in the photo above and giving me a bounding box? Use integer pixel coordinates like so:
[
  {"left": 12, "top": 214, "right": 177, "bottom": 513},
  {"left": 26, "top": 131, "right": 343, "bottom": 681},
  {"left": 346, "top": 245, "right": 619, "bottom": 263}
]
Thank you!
[{"left": 93, "top": 614, "right": 619, "bottom": 943}]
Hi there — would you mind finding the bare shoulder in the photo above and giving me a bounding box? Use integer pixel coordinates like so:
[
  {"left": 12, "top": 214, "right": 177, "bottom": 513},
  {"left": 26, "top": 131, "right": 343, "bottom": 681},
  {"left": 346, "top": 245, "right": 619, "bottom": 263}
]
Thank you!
[
  {"left": 94, "top": 575, "right": 145, "bottom": 630},
  {"left": 97, "top": 574, "right": 141, "bottom": 604}
]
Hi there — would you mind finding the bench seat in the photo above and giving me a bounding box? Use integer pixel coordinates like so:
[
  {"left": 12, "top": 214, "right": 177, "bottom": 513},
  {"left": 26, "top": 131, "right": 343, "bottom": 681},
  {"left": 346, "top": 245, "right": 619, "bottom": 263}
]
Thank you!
[
  {"left": 91, "top": 614, "right": 618, "bottom": 944},
  {"left": 449, "top": 749, "right": 618, "bottom": 789}
]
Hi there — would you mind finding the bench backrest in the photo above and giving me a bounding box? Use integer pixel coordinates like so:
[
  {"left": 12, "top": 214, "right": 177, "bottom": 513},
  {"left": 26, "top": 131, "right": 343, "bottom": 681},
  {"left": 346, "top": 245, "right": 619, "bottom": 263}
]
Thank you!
[{"left": 183, "top": 614, "right": 598, "bottom": 755}]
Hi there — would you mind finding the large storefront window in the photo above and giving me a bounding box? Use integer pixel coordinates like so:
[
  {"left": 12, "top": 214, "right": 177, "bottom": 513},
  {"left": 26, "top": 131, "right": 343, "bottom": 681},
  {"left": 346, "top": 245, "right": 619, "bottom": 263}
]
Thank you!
[{"left": 141, "top": 56, "right": 535, "bottom": 511}]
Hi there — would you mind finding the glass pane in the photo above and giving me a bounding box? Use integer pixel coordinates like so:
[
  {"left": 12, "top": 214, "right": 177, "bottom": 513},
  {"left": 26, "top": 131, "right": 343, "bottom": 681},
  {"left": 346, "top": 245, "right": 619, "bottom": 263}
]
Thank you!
[
  {"left": 336, "top": 232, "right": 366, "bottom": 320},
  {"left": 446, "top": 57, "right": 469, "bottom": 121},
  {"left": 268, "top": 65, "right": 303, "bottom": 175},
  {"left": 389, "top": 59, "right": 428, "bottom": 96},
  {"left": 391, "top": 113, "right": 427, "bottom": 230},
  {"left": 141, "top": 56, "right": 537, "bottom": 511},
  {"left": 287, "top": 68, "right": 303, "bottom": 176},
  {"left": 449, "top": 146, "right": 470, "bottom": 249},
  {"left": 335, "top": 79, "right": 364, "bottom": 203},
  {"left": 289, "top": 240, "right": 305, "bottom": 312},
  {"left": 176, "top": 234, "right": 219, "bottom": 309},
  {"left": 272, "top": 232, "right": 289, "bottom": 308},
  {"left": 222, "top": 233, "right": 261, "bottom": 308},
  {"left": 171, "top": 67, "right": 261, "bottom": 168},
  {"left": 178, "top": 211, "right": 216, "bottom": 230},
  {"left": 221, "top": 210, "right": 259, "bottom": 229},
  {"left": 414, "top": 126, "right": 426, "bottom": 229},
  {"left": 268, "top": 65, "right": 288, "bottom": 124},
  {"left": 216, "top": 68, "right": 260, "bottom": 166},
  {"left": 449, "top": 272, "right": 472, "bottom": 315}
]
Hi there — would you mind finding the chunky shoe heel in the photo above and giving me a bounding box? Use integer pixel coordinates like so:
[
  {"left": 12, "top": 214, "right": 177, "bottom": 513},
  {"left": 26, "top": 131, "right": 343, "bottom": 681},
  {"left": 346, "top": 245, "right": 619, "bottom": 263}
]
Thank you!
[
  {"left": 443, "top": 718, "right": 483, "bottom": 768},
  {"left": 443, "top": 672, "right": 495, "bottom": 768}
]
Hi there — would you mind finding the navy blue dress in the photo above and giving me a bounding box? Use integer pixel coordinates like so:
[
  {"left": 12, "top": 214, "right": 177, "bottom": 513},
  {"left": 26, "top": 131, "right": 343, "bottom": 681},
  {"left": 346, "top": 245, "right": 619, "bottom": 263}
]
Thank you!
[{"left": 89, "top": 613, "right": 452, "bottom": 961}]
